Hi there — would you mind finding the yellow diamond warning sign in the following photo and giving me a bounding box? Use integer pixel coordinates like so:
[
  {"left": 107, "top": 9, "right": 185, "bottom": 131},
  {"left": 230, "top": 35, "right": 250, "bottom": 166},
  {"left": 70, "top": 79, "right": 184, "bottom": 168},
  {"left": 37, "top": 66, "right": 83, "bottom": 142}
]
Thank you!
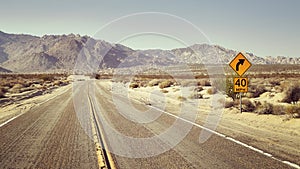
[
  {"left": 229, "top": 53, "right": 252, "bottom": 76},
  {"left": 234, "top": 77, "right": 248, "bottom": 93}
]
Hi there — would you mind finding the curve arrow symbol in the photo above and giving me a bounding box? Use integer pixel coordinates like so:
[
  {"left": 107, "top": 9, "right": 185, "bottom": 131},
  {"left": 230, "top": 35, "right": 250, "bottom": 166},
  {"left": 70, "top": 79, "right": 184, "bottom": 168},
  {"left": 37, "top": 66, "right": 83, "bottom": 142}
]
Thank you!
[{"left": 236, "top": 59, "right": 245, "bottom": 71}]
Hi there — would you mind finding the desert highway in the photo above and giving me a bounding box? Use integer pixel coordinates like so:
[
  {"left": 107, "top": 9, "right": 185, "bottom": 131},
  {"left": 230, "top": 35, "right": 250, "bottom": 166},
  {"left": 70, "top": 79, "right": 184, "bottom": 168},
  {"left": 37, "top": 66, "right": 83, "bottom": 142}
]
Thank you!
[{"left": 0, "top": 80, "right": 297, "bottom": 169}]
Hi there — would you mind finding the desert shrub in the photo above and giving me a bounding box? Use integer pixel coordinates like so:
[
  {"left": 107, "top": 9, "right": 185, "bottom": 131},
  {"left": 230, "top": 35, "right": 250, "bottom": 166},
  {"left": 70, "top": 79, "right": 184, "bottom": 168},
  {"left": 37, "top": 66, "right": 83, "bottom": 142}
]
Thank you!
[
  {"left": 198, "top": 79, "right": 211, "bottom": 86},
  {"left": 53, "top": 80, "right": 62, "bottom": 86},
  {"left": 242, "top": 99, "right": 255, "bottom": 112},
  {"left": 255, "top": 101, "right": 273, "bottom": 114},
  {"left": 0, "top": 88, "right": 5, "bottom": 98},
  {"left": 159, "top": 80, "right": 173, "bottom": 89},
  {"left": 207, "top": 87, "right": 217, "bottom": 95},
  {"left": 161, "top": 89, "right": 168, "bottom": 93},
  {"left": 252, "top": 85, "right": 267, "bottom": 98},
  {"left": 272, "top": 105, "right": 286, "bottom": 115},
  {"left": 139, "top": 81, "right": 147, "bottom": 87},
  {"left": 129, "top": 82, "right": 139, "bottom": 88},
  {"left": 225, "top": 77, "right": 238, "bottom": 100},
  {"left": 12, "top": 83, "right": 24, "bottom": 89},
  {"left": 269, "top": 79, "right": 281, "bottom": 86},
  {"left": 177, "top": 96, "right": 187, "bottom": 101},
  {"left": 194, "top": 86, "right": 204, "bottom": 92},
  {"left": 225, "top": 100, "right": 234, "bottom": 108},
  {"left": 273, "top": 86, "right": 283, "bottom": 93},
  {"left": 286, "top": 104, "right": 300, "bottom": 115},
  {"left": 189, "top": 92, "right": 203, "bottom": 99},
  {"left": 282, "top": 84, "right": 300, "bottom": 104},
  {"left": 38, "top": 74, "right": 55, "bottom": 82},
  {"left": 148, "top": 79, "right": 160, "bottom": 87}
]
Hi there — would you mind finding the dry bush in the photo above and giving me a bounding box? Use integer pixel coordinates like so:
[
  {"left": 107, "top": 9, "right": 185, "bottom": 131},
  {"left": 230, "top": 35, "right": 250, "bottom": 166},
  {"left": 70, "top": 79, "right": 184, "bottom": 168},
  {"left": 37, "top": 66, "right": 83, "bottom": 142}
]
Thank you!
[
  {"left": 242, "top": 99, "right": 255, "bottom": 112},
  {"left": 161, "top": 89, "right": 168, "bottom": 93},
  {"left": 159, "top": 80, "right": 173, "bottom": 89},
  {"left": 189, "top": 92, "right": 203, "bottom": 99},
  {"left": 0, "top": 88, "right": 5, "bottom": 98},
  {"left": 177, "top": 96, "right": 187, "bottom": 101},
  {"left": 207, "top": 87, "right": 217, "bottom": 95},
  {"left": 138, "top": 81, "right": 148, "bottom": 87},
  {"left": 255, "top": 101, "right": 273, "bottom": 114},
  {"left": 272, "top": 105, "right": 286, "bottom": 115},
  {"left": 273, "top": 86, "right": 283, "bottom": 93},
  {"left": 148, "top": 79, "right": 160, "bottom": 87},
  {"left": 129, "top": 82, "right": 139, "bottom": 89},
  {"left": 286, "top": 105, "right": 300, "bottom": 118},
  {"left": 269, "top": 79, "right": 281, "bottom": 86},
  {"left": 224, "top": 100, "right": 236, "bottom": 108},
  {"left": 198, "top": 79, "right": 211, "bottom": 86},
  {"left": 194, "top": 86, "right": 204, "bottom": 92},
  {"left": 53, "top": 80, "right": 62, "bottom": 86},
  {"left": 282, "top": 84, "right": 300, "bottom": 104},
  {"left": 12, "top": 83, "right": 24, "bottom": 89},
  {"left": 250, "top": 85, "right": 267, "bottom": 98}
]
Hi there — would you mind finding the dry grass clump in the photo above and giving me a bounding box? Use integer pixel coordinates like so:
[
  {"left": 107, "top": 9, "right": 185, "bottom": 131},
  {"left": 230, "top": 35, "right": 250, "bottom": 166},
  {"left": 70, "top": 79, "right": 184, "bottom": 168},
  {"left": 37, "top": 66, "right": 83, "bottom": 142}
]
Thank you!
[
  {"left": 249, "top": 85, "right": 267, "bottom": 98},
  {"left": 148, "top": 79, "right": 160, "bottom": 87},
  {"left": 161, "top": 89, "right": 168, "bottom": 93},
  {"left": 269, "top": 79, "right": 281, "bottom": 86},
  {"left": 286, "top": 104, "right": 300, "bottom": 118},
  {"left": 207, "top": 87, "right": 217, "bottom": 95},
  {"left": 194, "top": 86, "right": 204, "bottom": 92},
  {"left": 177, "top": 96, "right": 187, "bottom": 101},
  {"left": 255, "top": 101, "right": 274, "bottom": 114},
  {"left": 129, "top": 82, "right": 139, "bottom": 89},
  {"left": 241, "top": 99, "right": 256, "bottom": 112},
  {"left": 225, "top": 100, "right": 235, "bottom": 108},
  {"left": 198, "top": 79, "right": 211, "bottom": 86},
  {"left": 0, "top": 87, "right": 5, "bottom": 98},
  {"left": 189, "top": 92, "right": 203, "bottom": 99},
  {"left": 159, "top": 80, "right": 173, "bottom": 89}
]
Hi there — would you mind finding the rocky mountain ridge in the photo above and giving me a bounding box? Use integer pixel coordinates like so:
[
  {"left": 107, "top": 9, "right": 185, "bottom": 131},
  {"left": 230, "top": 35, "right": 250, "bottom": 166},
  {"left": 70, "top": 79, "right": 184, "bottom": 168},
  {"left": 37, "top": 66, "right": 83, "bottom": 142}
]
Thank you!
[{"left": 0, "top": 31, "right": 299, "bottom": 72}]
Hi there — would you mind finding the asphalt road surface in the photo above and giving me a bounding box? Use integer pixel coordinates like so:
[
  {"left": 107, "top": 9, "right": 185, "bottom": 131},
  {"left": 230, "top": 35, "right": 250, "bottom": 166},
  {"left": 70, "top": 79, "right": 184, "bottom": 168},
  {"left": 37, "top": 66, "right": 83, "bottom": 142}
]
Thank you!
[{"left": 0, "top": 80, "right": 296, "bottom": 169}]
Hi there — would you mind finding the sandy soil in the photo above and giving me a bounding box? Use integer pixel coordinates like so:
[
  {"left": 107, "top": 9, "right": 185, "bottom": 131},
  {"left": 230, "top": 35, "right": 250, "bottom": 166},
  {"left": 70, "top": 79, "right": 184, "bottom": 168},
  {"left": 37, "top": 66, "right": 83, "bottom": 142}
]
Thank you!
[{"left": 101, "top": 80, "right": 300, "bottom": 165}]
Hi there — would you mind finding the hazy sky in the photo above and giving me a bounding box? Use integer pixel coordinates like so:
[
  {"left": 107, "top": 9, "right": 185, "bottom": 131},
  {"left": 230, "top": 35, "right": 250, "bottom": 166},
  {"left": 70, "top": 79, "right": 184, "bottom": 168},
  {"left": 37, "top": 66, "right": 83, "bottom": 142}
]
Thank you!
[{"left": 0, "top": 0, "right": 299, "bottom": 57}]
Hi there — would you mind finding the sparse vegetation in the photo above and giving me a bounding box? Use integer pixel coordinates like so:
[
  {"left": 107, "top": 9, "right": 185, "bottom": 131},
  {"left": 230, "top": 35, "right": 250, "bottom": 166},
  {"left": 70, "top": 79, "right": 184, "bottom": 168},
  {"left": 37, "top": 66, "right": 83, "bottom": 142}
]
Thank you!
[
  {"left": 250, "top": 85, "right": 267, "bottom": 98},
  {"left": 148, "top": 79, "right": 160, "bottom": 87},
  {"left": 255, "top": 101, "right": 274, "bottom": 115},
  {"left": 224, "top": 100, "right": 235, "bottom": 108},
  {"left": 241, "top": 99, "right": 255, "bottom": 112},
  {"left": 159, "top": 80, "right": 173, "bottom": 89},
  {"left": 282, "top": 83, "right": 300, "bottom": 104},
  {"left": 198, "top": 79, "right": 211, "bottom": 86},
  {"left": 207, "top": 87, "right": 217, "bottom": 95},
  {"left": 129, "top": 82, "right": 139, "bottom": 88},
  {"left": 177, "top": 96, "right": 187, "bottom": 101},
  {"left": 0, "top": 73, "right": 69, "bottom": 105},
  {"left": 161, "top": 89, "right": 168, "bottom": 93},
  {"left": 286, "top": 104, "right": 300, "bottom": 118},
  {"left": 189, "top": 92, "right": 203, "bottom": 99}
]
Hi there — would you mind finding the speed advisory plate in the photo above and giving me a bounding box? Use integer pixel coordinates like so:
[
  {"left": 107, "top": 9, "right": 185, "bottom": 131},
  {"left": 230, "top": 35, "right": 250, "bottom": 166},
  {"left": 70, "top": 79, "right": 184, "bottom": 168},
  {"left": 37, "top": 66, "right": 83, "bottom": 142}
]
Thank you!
[{"left": 234, "top": 77, "right": 248, "bottom": 93}]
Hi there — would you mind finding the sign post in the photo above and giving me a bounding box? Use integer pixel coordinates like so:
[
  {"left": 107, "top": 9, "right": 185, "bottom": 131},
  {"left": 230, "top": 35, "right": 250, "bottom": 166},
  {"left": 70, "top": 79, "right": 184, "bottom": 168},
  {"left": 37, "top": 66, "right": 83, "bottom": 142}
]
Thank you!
[{"left": 229, "top": 53, "right": 252, "bottom": 113}]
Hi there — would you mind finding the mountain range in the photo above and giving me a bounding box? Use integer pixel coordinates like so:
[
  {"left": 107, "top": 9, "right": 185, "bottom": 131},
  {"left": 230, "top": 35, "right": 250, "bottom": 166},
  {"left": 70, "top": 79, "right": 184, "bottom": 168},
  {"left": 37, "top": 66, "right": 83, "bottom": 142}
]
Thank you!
[{"left": 0, "top": 31, "right": 299, "bottom": 73}]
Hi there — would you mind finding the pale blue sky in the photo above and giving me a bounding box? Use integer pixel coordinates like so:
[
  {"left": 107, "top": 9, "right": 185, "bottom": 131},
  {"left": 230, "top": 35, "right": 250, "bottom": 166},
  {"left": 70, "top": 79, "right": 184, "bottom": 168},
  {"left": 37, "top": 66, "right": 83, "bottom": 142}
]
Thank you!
[{"left": 0, "top": 0, "right": 299, "bottom": 57}]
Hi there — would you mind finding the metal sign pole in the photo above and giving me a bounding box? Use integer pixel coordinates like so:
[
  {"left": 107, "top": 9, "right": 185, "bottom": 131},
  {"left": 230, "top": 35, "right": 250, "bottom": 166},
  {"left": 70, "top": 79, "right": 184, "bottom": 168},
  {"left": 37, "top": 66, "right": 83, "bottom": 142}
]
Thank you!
[{"left": 240, "top": 92, "right": 242, "bottom": 113}]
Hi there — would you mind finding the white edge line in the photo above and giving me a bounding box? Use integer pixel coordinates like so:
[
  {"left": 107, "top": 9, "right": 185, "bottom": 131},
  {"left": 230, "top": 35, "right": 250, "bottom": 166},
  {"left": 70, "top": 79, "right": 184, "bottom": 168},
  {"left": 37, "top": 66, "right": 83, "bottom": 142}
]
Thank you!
[
  {"left": 149, "top": 105, "right": 300, "bottom": 169},
  {"left": 0, "top": 113, "right": 23, "bottom": 128}
]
